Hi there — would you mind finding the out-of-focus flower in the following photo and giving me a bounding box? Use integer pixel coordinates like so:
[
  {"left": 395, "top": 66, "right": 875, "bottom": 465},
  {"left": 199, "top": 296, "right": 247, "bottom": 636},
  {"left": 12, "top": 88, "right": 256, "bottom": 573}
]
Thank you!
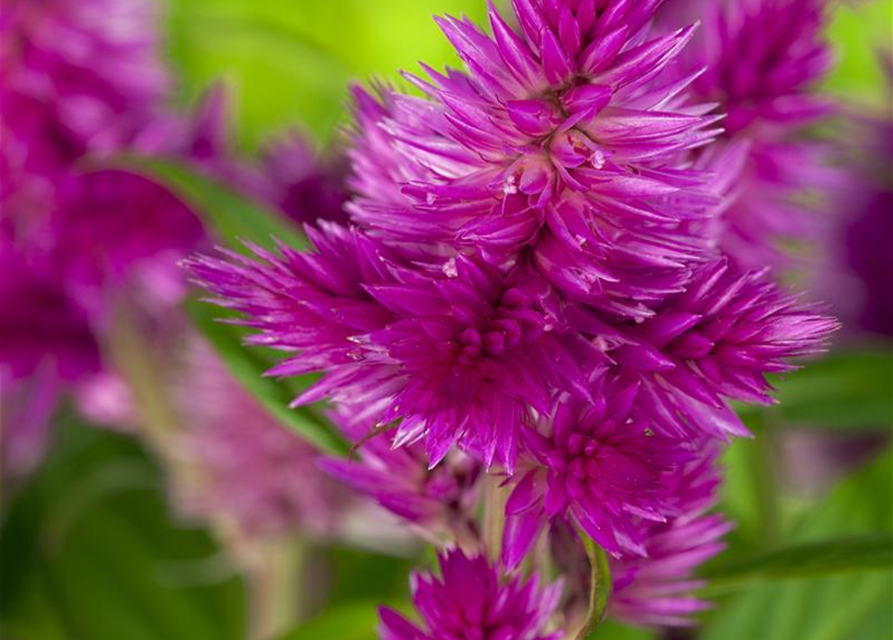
[
  {"left": 173, "top": 339, "right": 345, "bottom": 539},
  {"left": 502, "top": 387, "right": 692, "bottom": 567},
  {"left": 260, "top": 130, "right": 351, "bottom": 226},
  {"left": 378, "top": 548, "right": 563, "bottom": 640},
  {"left": 679, "top": 0, "right": 836, "bottom": 268},
  {"left": 0, "top": 0, "right": 170, "bottom": 211},
  {"left": 0, "top": 241, "right": 100, "bottom": 480},
  {"left": 49, "top": 169, "right": 204, "bottom": 309},
  {"left": 348, "top": 0, "right": 723, "bottom": 314},
  {"left": 820, "top": 66, "right": 893, "bottom": 337}
]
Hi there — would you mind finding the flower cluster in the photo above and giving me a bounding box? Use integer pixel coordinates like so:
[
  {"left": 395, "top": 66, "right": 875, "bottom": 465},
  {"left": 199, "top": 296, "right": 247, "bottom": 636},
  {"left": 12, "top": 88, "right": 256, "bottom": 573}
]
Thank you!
[{"left": 188, "top": 0, "right": 837, "bottom": 633}]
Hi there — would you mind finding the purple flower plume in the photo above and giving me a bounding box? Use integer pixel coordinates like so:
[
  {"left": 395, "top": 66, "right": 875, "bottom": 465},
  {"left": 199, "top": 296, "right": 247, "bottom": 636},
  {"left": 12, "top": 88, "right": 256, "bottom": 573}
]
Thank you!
[
  {"left": 378, "top": 548, "right": 563, "bottom": 640},
  {"left": 184, "top": 1, "right": 839, "bottom": 620},
  {"left": 0, "top": 0, "right": 169, "bottom": 206},
  {"left": 348, "top": 0, "right": 724, "bottom": 312}
]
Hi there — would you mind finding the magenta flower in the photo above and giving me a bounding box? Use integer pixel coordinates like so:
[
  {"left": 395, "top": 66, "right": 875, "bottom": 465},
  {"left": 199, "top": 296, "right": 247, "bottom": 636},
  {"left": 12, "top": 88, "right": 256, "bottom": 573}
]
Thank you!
[
  {"left": 502, "top": 386, "right": 693, "bottom": 567},
  {"left": 378, "top": 548, "right": 563, "bottom": 640},
  {"left": 188, "top": 223, "right": 594, "bottom": 470},
  {"left": 693, "top": 0, "right": 833, "bottom": 135},
  {"left": 348, "top": 0, "right": 723, "bottom": 312},
  {"left": 50, "top": 170, "right": 204, "bottom": 308},
  {"left": 321, "top": 405, "right": 481, "bottom": 535}
]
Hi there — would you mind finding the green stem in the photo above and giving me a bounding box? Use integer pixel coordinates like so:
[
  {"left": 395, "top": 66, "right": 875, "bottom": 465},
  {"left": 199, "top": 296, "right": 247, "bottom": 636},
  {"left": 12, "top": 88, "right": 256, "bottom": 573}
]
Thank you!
[
  {"left": 574, "top": 529, "right": 613, "bottom": 640},
  {"left": 482, "top": 474, "right": 506, "bottom": 561}
]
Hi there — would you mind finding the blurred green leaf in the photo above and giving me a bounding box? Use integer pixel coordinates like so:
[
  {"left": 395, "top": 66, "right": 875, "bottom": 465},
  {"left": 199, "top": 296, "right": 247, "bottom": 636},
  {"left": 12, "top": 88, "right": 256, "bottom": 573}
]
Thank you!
[
  {"left": 741, "top": 349, "right": 893, "bottom": 430},
  {"left": 703, "top": 534, "right": 892, "bottom": 586},
  {"left": 166, "top": 0, "right": 486, "bottom": 146},
  {"left": 702, "top": 450, "right": 893, "bottom": 640},
  {"left": 587, "top": 620, "right": 658, "bottom": 640},
  {"left": 825, "top": 0, "right": 893, "bottom": 109},
  {"left": 136, "top": 158, "right": 307, "bottom": 252},
  {"left": 0, "top": 421, "right": 246, "bottom": 640},
  {"left": 278, "top": 602, "right": 380, "bottom": 640},
  {"left": 186, "top": 297, "right": 348, "bottom": 456}
]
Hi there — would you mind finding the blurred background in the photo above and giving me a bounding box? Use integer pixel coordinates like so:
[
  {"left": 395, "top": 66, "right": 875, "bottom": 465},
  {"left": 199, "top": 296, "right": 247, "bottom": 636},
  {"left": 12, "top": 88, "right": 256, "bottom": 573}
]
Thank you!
[{"left": 1, "top": 1, "right": 891, "bottom": 639}]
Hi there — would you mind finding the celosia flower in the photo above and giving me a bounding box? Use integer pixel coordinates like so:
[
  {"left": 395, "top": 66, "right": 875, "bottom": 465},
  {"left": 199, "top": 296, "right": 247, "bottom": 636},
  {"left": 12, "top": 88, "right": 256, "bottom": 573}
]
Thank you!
[
  {"left": 693, "top": 0, "right": 833, "bottom": 134},
  {"left": 609, "top": 450, "right": 731, "bottom": 626},
  {"left": 174, "top": 339, "right": 345, "bottom": 538},
  {"left": 502, "top": 386, "right": 693, "bottom": 567},
  {"left": 320, "top": 405, "right": 482, "bottom": 535},
  {"left": 819, "top": 73, "right": 893, "bottom": 337},
  {"left": 378, "top": 548, "right": 563, "bottom": 640},
  {"left": 187, "top": 223, "right": 595, "bottom": 470},
  {"left": 348, "top": 0, "right": 723, "bottom": 313}
]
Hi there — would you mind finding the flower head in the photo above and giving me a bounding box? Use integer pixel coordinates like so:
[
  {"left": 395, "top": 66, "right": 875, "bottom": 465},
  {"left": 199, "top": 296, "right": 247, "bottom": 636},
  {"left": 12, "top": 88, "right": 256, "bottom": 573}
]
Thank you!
[
  {"left": 693, "top": 0, "right": 834, "bottom": 135},
  {"left": 50, "top": 170, "right": 204, "bottom": 308},
  {"left": 378, "top": 548, "right": 563, "bottom": 640},
  {"left": 674, "top": 0, "right": 836, "bottom": 268},
  {"left": 0, "top": 240, "right": 100, "bottom": 481}
]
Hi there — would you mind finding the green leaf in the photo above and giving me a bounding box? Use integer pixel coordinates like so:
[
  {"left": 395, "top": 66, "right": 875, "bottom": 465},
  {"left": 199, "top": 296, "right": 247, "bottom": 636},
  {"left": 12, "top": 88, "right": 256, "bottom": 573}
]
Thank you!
[
  {"left": 186, "top": 297, "right": 348, "bottom": 456},
  {"left": 278, "top": 602, "right": 380, "bottom": 640},
  {"left": 702, "top": 450, "right": 893, "bottom": 640},
  {"left": 702, "top": 535, "right": 892, "bottom": 587},
  {"left": 0, "top": 421, "right": 247, "bottom": 640},
  {"left": 740, "top": 349, "right": 893, "bottom": 430},
  {"left": 133, "top": 158, "right": 307, "bottom": 252}
]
